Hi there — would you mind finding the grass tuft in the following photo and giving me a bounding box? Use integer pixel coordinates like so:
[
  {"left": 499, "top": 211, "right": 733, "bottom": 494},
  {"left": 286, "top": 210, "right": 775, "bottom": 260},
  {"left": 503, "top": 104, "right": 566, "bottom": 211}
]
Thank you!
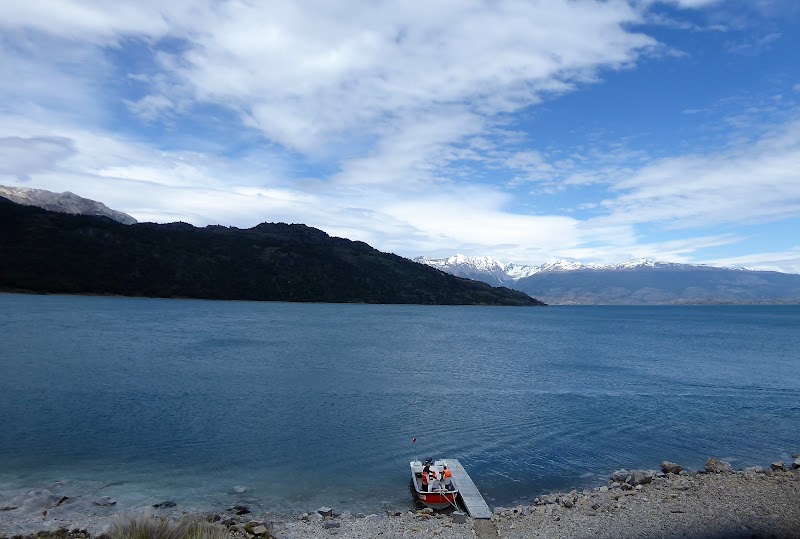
[{"left": 109, "top": 516, "right": 231, "bottom": 539}]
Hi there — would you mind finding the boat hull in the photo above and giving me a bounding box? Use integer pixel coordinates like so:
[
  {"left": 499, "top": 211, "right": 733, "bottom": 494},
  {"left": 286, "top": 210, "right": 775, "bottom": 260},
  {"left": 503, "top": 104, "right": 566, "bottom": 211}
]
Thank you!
[{"left": 411, "top": 487, "right": 458, "bottom": 510}]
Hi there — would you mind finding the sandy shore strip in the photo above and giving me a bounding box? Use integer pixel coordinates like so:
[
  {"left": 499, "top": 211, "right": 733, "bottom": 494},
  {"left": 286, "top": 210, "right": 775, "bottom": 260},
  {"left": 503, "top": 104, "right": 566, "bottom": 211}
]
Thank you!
[{"left": 2, "top": 457, "right": 799, "bottom": 539}]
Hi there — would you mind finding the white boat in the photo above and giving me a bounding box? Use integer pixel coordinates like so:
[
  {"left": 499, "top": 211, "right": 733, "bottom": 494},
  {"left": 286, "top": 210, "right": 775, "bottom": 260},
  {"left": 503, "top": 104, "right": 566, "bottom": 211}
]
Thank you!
[{"left": 409, "top": 458, "right": 459, "bottom": 510}]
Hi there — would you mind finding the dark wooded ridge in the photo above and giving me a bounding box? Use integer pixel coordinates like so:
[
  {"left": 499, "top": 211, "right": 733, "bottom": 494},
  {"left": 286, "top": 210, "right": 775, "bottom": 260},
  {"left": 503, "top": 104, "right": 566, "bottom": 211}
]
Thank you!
[{"left": 0, "top": 197, "right": 545, "bottom": 306}]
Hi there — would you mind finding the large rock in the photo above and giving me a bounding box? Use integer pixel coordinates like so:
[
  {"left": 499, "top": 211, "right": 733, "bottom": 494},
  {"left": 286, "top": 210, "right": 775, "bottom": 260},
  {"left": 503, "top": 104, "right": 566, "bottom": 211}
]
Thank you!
[
  {"left": 610, "top": 470, "right": 630, "bottom": 484},
  {"left": 704, "top": 458, "right": 732, "bottom": 473},
  {"left": 610, "top": 469, "right": 655, "bottom": 485},
  {"left": 661, "top": 461, "right": 683, "bottom": 474},
  {"left": 770, "top": 461, "right": 788, "bottom": 472},
  {"left": 792, "top": 458, "right": 800, "bottom": 470},
  {"left": 629, "top": 470, "right": 655, "bottom": 485}
]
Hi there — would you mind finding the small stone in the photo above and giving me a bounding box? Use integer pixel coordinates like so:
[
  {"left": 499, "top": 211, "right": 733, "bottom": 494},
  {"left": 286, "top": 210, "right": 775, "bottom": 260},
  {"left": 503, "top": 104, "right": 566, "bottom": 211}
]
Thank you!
[
  {"left": 599, "top": 486, "right": 608, "bottom": 492},
  {"left": 92, "top": 496, "right": 116, "bottom": 507},
  {"left": 233, "top": 486, "right": 247, "bottom": 494},
  {"left": 792, "top": 459, "right": 800, "bottom": 469},
  {"left": 251, "top": 525, "right": 267, "bottom": 535},
  {"left": 152, "top": 501, "right": 177, "bottom": 509},
  {"left": 322, "top": 521, "right": 340, "bottom": 529},
  {"left": 308, "top": 512, "right": 323, "bottom": 522},
  {"left": 317, "top": 506, "right": 333, "bottom": 517}
]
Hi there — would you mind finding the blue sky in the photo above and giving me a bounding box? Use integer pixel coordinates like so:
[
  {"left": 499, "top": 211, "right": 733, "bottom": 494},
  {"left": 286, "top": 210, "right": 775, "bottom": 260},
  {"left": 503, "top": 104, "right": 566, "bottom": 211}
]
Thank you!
[{"left": 1, "top": 0, "right": 799, "bottom": 272}]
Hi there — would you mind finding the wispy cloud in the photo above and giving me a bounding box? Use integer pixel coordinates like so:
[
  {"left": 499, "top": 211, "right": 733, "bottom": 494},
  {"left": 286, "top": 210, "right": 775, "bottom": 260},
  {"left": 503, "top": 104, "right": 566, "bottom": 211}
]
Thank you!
[{"left": 596, "top": 120, "right": 800, "bottom": 229}]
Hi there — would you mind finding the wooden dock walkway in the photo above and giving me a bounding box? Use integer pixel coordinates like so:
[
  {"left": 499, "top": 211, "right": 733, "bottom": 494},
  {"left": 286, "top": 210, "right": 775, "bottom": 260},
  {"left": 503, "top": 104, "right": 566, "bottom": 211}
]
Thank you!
[{"left": 446, "top": 458, "right": 492, "bottom": 519}]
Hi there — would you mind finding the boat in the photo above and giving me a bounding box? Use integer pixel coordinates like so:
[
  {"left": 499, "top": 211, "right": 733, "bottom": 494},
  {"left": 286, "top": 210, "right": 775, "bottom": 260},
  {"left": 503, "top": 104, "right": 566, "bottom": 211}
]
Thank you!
[{"left": 409, "top": 458, "right": 459, "bottom": 510}]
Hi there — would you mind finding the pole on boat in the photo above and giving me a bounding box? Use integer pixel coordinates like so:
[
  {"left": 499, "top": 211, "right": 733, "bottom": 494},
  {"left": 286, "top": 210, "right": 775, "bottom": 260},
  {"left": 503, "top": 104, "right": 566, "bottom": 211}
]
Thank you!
[{"left": 412, "top": 437, "right": 417, "bottom": 462}]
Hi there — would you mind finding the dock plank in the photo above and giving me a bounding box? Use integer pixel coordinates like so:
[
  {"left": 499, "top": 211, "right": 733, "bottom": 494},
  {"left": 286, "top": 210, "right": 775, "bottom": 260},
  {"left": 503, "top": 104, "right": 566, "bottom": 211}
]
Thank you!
[{"left": 447, "top": 458, "right": 492, "bottom": 519}]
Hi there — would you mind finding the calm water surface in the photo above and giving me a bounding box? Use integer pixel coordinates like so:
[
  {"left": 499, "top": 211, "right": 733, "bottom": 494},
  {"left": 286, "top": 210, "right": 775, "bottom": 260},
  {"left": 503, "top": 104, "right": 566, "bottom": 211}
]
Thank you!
[{"left": 1, "top": 294, "right": 798, "bottom": 514}]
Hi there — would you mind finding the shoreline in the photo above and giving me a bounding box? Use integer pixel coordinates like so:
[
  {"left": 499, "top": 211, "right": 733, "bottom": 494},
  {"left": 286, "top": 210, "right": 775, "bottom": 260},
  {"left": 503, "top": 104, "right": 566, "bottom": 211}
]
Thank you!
[{"left": 2, "top": 456, "right": 798, "bottom": 539}]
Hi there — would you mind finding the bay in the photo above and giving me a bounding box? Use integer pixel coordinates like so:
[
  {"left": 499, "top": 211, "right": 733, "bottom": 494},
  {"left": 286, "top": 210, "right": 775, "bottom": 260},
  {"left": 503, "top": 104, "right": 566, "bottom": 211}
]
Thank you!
[{"left": 1, "top": 294, "right": 798, "bottom": 515}]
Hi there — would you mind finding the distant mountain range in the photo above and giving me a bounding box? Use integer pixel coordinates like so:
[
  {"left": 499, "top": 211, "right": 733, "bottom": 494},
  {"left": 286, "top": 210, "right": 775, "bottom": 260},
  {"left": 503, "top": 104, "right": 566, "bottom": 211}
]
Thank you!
[
  {"left": 415, "top": 254, "right": 800, "bottom": 305},
  {"left": 0, "top": 185, "right": 137, "bottom": 225},
  {"left": 0, "top": 197, "right": 544, "bottom": 306}
]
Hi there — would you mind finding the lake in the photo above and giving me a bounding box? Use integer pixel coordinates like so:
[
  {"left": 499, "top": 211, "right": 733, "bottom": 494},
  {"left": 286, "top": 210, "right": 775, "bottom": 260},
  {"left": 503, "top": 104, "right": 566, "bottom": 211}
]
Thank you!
[{"left": 1, "top": 294, "right": 798, "bottom": 515}]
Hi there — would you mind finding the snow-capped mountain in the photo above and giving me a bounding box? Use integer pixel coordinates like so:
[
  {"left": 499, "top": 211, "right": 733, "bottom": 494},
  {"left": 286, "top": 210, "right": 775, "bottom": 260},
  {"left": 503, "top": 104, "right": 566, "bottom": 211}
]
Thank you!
[
  {"left": 415, "top": 254, "right": 512, "bottom": 285},
  {"left": 414, "top": 254, "right": 693, "bottom": 284},
  {"left": 414, "top": 254, "right": 800, "bottom": 304},
  {"left": 0, "top": 185, "right": 137, "bottom": 225}
]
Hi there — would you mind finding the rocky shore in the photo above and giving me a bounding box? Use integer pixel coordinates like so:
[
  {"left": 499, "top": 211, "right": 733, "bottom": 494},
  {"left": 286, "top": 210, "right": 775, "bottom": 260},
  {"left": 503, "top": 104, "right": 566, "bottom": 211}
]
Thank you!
[{"left": 2, "top": 456, "right": 799, "bottom": 539}]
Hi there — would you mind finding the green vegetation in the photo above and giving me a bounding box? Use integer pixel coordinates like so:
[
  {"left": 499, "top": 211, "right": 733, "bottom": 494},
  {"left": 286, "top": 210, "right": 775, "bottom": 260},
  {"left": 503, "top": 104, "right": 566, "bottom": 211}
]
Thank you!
[
  {"left": 0, "top": 197, "right": 545, "bottom": 306},
  {"left": 109, "top": 516, "right": 232, "bottom": 539}
]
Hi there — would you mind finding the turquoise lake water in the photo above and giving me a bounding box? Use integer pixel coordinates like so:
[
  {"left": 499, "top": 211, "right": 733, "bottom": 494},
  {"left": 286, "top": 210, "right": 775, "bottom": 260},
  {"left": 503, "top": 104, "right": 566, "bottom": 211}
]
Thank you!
[{"left": 1, "top": 294, "right": 798, "bottom": 515}]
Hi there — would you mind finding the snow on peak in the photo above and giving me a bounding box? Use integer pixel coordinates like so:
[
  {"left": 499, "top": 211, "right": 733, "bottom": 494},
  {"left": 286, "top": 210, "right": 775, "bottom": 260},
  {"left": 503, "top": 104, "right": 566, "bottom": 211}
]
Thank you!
[
  {"left": 611, "top": 258, "right": 661, "bottom": 269},
  {"left": 415, "top": 254, "right": 713, "bottom": 282},
  {"left": 420, "top": 254, "right": 507, "bottom": 272},
  {"left": 537, "top": 259, "right": 592, "bottom": 272}
]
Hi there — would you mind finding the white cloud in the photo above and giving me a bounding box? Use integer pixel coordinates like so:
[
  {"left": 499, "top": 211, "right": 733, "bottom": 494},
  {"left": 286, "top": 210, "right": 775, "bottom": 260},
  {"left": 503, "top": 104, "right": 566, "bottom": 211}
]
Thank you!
[
  {"left": 705, "top": 248, "right": 800, "bottom": 273},
  {"left": 124, "top": 94, "right": 174, "bottom": 122},
  {"left": 663, "top": 0, "right": 722, "bottom": 7},
  {"left": 593, "top": 120, "right": 800, "bottom": 228},
  {"left": 0, "top": 136, "right": 75, "bottom": 181},
  {"left": 2, "top": 0, "right": 799, "bottom": 272},
  {"left": 183, "top": 1, "right": 658, "bottom": 154},
  {"left": 2, "top": 1, "right": 663, "bottom": 156}
]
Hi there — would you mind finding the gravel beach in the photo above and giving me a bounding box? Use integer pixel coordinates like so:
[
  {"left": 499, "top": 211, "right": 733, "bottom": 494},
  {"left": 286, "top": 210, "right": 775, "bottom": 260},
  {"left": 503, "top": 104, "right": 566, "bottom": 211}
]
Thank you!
[{"left": 2, "top": 459, "right": 799, "bottom": 539}]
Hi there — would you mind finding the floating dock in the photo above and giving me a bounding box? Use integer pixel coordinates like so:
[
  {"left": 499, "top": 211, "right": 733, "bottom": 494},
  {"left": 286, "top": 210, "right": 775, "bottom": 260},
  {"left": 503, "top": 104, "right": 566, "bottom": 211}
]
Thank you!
[{"left": 446, "top": 458, "right": 492, "bottom": 519}]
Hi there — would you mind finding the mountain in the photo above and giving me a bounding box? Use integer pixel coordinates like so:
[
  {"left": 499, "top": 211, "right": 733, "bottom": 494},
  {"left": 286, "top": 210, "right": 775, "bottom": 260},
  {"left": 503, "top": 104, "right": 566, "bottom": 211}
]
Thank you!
[
  {"left": 0, "top": 197, "right": 545, "bottom": 306},
  {"left": 415, "top": 254, "right": 800, "bottom": 305},
  {"left": 415, "top": 254, "right": 512, "bottom": 285},
  {"left": 0, "top": 185, "right": 137, "bottom": 225}
]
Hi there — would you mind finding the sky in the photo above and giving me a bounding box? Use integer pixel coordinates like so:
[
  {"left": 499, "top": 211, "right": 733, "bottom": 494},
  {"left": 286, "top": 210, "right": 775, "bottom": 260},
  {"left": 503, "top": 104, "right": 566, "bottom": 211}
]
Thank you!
[{"left": 1, "top": 0, "right": 799, "bottom": 272}]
